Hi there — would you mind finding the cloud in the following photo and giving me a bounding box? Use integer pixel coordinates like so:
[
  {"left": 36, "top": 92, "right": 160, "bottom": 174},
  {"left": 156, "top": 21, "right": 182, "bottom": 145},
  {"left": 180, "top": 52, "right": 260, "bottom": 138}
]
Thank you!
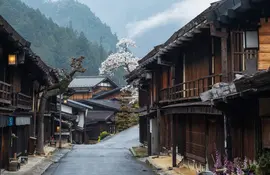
[{"left": 126, "top": 0, "right": 216, "bottom": 38}]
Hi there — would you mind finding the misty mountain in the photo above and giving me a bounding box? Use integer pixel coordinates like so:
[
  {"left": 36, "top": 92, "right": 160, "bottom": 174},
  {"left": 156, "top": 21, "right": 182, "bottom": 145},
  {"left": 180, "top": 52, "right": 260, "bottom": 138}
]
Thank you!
[
  {"left": 21, "top": 0, "right": 118, "bottom": 52},
  {"left": 0, "top": 0, "right": 109, "bottom": 77}
]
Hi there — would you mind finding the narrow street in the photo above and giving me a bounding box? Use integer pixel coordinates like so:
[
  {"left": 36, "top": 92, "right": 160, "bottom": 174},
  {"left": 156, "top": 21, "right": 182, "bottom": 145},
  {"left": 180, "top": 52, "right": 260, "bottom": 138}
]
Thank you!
[{"left": 43, "top": 125, "right": 155, "bottom": 175}]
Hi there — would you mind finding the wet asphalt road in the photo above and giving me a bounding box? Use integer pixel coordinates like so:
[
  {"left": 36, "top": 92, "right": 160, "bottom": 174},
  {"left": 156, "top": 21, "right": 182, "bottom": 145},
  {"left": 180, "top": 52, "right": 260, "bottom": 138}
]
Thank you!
[{"left": 43, "top": 125, "right": 155, "bottom": 175}]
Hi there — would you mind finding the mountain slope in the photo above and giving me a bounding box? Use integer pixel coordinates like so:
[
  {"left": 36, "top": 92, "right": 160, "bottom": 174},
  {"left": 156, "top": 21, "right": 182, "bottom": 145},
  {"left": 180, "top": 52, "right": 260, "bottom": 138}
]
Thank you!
[
  {"left": 21, "top": 0, "right": 118, "bottom": 52},
  {"left": 0, "top": 0, "right": 108, "bottom": 76}
]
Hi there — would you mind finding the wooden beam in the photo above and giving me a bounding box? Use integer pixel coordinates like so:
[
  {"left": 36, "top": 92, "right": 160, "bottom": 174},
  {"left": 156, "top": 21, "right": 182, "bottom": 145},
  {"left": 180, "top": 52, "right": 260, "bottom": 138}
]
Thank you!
[
  {"left": 219, "top": 15, "right": 229, "bottom": 24},
  {"left": 163, "top": 106, "right": 222, "bottom": 115},
  {"left": 224, "top": 113, "right": 232, "bottom": 161},
  {"left": 175, "top": 39, "right": 183, "bottom": 44},
  {"left": 221, "top": 28, "right": 228, "bottom": 82},
  {"left": 240, "top": 0, "right": 251, "bottom": 11},
  {"left": 184, "top": 32, "right": 193, "bottom": 38},
  {"left": 193, "top": 28, "right": 202, "bottom": 34},
  {"left": 179, "top": 36, "right": 191, "bottom": 41},
  {"left": 171, "top": 115, "right": 177, "bottom": 167},
  {"left": 147, "top": 86, "right": 152, "bottom": 156},
  {"left": 210, "top": 23, "right": 228, "bottom": 38},
  {"left": 227, "top": 9, "right": 236, "bottom": 18}
]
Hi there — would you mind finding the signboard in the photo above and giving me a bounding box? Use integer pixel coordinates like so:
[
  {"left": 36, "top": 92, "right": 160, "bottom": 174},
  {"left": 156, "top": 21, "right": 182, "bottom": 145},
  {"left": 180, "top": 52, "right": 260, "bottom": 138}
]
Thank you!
[{"left": 8, "top": 117, "right": 13, "bottom": 126}]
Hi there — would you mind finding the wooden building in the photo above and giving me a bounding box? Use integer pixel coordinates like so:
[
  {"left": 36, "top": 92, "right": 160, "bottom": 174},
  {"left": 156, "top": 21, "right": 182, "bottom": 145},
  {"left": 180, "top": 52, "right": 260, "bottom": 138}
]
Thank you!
[
  {"left": 52, "top": 98, "right": 92, "bottom": 144},
  {"left": 85, "top": 111, "right": 116, "bottom": 141},
  {"left": 68, "top": 76, "right": 118, "bottom": 101},
  {"left": 79, "top": 99, "right": 120, "bottom": 141},
  {"left": 126, "top": 0, "right": 270, "bottom": 171},
  {"left": 0, "top": 15, "right": 58, "bottom": 170}
]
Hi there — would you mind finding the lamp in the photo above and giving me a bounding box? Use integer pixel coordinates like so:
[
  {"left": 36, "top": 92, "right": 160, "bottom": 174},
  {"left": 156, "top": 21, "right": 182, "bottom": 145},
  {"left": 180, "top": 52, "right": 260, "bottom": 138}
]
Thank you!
[
  {"left": 63, "top": 99, "right": 68, "bottom": 104},
  {"left": 8, "top": 54, "right": 17, "bottom": 65},
  {"left": 243, "top": 30, "right": 259, "bottom": 49}
]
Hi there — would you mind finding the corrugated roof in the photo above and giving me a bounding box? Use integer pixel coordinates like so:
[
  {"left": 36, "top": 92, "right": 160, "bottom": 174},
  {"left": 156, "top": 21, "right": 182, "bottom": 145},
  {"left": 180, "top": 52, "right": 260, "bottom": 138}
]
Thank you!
[
  {"left": 86, "top": 111, "right": 115, "bottom": 122},
  {"left": 69, "top": 76, "right": 106, "bottom": 88}
]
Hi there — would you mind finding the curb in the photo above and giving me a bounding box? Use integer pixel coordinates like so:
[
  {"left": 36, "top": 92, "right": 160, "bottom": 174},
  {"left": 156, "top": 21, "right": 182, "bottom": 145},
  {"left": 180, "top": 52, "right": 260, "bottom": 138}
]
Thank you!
[
  {"left": 129, "top": 147, "right": 137, "bottom": 157},
  {"left": 40, "top": 148, "right": 72, "bottom": 174},
  {"left": 145, "top": 158, "right": 163, "bottom": 171},
  {"left": 145, "top": 158, "right": 174, "bottom": 175}
]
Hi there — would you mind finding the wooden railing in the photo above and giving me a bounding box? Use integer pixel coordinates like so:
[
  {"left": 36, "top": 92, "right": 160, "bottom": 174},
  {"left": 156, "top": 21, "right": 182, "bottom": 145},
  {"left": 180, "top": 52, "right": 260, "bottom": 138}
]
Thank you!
[
  {"left": 160, "top": 74, "right": 223, "bottom": 102},
  {"left": 0, "top": 81, "right": 12, "bottom": 105},
  {"left": 15, "top": 93, "right": 32, "bottom": 110}
]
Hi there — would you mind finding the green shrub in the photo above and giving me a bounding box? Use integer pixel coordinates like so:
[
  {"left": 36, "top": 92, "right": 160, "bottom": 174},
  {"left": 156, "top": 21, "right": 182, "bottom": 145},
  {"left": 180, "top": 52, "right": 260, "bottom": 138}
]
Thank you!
[{"left": 99, "top": 131, "right": 109, "bottom": 140}]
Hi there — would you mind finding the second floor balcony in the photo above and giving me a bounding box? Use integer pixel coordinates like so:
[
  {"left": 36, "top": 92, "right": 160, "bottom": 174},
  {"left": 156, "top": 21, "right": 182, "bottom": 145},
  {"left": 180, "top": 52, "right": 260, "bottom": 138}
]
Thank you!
[
  {"left": 160, "top": 72, "right": 244, "bottom": 103},
  {"left": 14, "top": 93, "right": 32, "bottom": 110},
  {"left": 0, "top": 80, "right": 12, "bottom": 105},
  {"left": 0, "top": 81, "right": 33, "bottom": 110},
  {"left": 160, "top": 74, "right": 223, "bottom": 103}
]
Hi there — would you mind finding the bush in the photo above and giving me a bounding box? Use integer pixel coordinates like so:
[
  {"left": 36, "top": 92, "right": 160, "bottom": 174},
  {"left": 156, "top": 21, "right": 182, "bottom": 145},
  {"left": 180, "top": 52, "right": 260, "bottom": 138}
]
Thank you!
[{"left": 98, "top": 131, "right": 109, "bottom": 142}]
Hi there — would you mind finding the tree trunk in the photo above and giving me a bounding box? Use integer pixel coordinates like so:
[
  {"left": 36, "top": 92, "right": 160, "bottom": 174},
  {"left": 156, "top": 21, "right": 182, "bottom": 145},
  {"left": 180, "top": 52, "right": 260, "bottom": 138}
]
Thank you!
[{"left": 36, "top": 89, "right": 60, "bottom": 155}]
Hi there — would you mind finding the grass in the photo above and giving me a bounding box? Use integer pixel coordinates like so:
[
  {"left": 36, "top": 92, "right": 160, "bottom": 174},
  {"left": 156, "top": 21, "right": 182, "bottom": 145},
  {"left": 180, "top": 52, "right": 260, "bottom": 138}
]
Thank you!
[{"left": 132, "top": 146, "right": 148, "bottom": 158}]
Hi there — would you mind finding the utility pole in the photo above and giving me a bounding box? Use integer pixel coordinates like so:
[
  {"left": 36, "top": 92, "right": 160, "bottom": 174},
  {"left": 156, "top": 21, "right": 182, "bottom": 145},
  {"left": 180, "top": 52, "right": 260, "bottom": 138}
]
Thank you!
[{"left": 59, "top": 94, "right": 62, "bottom": 149}]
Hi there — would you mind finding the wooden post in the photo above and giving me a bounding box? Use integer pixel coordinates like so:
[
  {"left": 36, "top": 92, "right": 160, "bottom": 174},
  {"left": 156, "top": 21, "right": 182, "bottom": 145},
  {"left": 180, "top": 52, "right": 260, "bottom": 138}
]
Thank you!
[
  {"left": 224, "top": 113, "right": 232, "bottom": 161},
  {"left": 156, "top": 68, "right": 162, "bottom": 156},
  {"left": 157, "top": 108, "right": 161, "bottom": 156},
  {"left": 147, "top": 84, "right": 151, "bottom": 156},
  {"left": 171, "top": 115, "right": 177, "bottom": 167},
  {"left": 221, "top": 28, "right": 228, "bottom": 82}
]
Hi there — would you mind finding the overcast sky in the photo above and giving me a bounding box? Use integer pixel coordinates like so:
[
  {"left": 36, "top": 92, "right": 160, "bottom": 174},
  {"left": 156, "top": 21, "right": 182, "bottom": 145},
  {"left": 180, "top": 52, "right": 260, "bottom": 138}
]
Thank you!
[{"left": 77, "top": 0, "right": 216, "bottom": 56}]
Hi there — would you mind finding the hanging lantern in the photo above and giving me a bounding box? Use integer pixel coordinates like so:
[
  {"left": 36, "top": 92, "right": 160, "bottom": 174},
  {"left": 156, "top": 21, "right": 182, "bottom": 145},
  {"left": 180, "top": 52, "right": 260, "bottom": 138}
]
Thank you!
[{"left": 8, "top": 54, "right": 17, "bottom": 65}]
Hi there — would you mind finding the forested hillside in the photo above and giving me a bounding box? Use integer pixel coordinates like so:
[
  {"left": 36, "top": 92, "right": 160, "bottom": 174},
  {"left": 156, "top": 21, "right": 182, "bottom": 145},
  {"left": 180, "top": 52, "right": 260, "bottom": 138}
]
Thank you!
[
  {"left": 0, "top": 0, "right": 108, "bottom": 76},
  {"left": 21, "top": 0, "right": 118, "bottom": 52}
]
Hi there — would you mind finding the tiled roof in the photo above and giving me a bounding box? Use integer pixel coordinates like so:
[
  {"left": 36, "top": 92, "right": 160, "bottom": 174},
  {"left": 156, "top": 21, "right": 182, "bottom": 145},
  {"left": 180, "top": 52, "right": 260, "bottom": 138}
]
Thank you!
[
  {"left": 92, "top": 87, "right": 121, "bottom": 99},
  {"left": 79, "top": 99, "right": 121, "bottom": 111},
  {"left": 86, "top": 111, "right": 115, "bottom": 123},
  {"left": 69, "top": 76, "right": 118, "bottom": 88},
  {"left": 69, "top": 76, "right": 106, "bottom": 88}
]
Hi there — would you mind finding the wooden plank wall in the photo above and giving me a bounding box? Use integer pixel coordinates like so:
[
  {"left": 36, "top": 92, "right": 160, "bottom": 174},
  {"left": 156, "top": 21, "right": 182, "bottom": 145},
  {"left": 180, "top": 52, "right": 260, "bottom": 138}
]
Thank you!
[
  {"left": 262, "top": 118, "right": 270, "bottom": 149},
  {"left": 93, "top": 87, "right": 113, "bottom": 95},
  {"left": 259, "top": 18, "right": 270, "bottom": 70},
  {"left": 70, "top": 92, "right": 92, "bottom": 100},
  {"left": 161, "top": 68, "right": 169, "bottom": 89},
  {"left": 207, "top": 116, "right": 224, "bottom": 168},
  {"left": 183, "top": 33, "right": 211, "bottom": 97},
  {"left": 230, "top": 105, "right": 256, "bottom": 160},
  {"left": 185, "top": 115, "right": 206, "bottom": 162}
]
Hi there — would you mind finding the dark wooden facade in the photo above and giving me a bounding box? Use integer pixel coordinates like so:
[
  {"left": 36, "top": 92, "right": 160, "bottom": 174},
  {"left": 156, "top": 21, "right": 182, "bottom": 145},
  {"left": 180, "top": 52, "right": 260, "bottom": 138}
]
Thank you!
[
  {"left": 127, "top": 0, "right": 270, "bottom": 171},
  {"left": 0, "top": 15, "right": 58, "bottom": 170}
]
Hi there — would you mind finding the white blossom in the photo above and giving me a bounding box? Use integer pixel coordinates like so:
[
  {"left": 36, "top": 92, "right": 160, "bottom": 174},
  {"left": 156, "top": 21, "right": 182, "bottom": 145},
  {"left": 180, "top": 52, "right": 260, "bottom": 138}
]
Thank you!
[
  {"left": 99, "top": 37, "right": 139, "bottom": 104},
  {"left": 99, "top": 37, "right": 139, "bottom": 76}
]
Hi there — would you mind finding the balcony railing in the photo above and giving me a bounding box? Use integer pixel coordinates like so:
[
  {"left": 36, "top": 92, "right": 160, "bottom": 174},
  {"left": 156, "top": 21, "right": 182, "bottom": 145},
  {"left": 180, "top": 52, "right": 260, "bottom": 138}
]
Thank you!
[
  {"left": 160, "top": 74, "right": 223, "bottom": 102},
  {"left": 15, "top": 93, "right": 32, "bottom": 110},
  {"left": 0, "top": 81, "right": 12, "bottom": 105}
]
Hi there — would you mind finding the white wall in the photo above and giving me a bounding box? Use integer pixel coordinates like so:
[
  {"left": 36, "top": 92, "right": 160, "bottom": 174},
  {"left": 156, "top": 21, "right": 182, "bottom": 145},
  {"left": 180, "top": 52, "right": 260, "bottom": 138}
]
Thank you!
[
  {"left": 61, "top": 104, "right": 72, "bottom": 114},
  {"left": 77, "top": 110, "right": 86, "bottom": 128}
]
